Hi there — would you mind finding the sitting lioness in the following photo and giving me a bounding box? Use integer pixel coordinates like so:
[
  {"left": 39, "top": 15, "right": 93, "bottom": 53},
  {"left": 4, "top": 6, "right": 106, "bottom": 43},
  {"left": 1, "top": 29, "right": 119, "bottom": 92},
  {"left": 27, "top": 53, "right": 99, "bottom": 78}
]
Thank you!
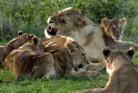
[
  {"left": 75, "top": 47, "right": 138, "bottom": 93},
  {"left": 45, "top": 7, "right": 105, "bottom": 63}
]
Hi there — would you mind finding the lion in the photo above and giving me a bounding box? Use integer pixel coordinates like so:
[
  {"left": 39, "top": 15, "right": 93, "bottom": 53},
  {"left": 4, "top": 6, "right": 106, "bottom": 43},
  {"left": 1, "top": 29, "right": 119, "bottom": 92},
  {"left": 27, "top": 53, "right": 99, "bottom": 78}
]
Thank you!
[
  {"left": 101, "top": 17, "right": 138, "bottom": 49},
  {"left": 0, "top": 32, "right": 35, "bottom": 68},
  {"left": 41, "top": 37, "right": 100, "bottom": 77},
  {"left": 6, "top": 32, "right": 35, "bottom": 52},
  {"left": 74, "top": 47, "right": 138, "bottom": 93},
  {"left": 45, "top": 7, "right": 105, "bottom": 63},
  {"left": 18, "top": 35, "right": 46, "bottom": 52},
  {"left": 48, "top": 41, "right": 99, "bottom": 77},
  {"left": 42, "top": 35, "right": 104, "bottom": 72},
  {"left": 45, "top": 7, "right": 138, "bottom": 64},
  {"left": 4, "top": 35, "right": 55, "bottom": 80},
  {"left": 101, "top": 17, "right": 127, "bottom": 42},
  {"left": 5, "top": 49, "right": 55, "bottom": 80},
  {"left": 4, "top": 35, "right": 99, "bottom": 80}
]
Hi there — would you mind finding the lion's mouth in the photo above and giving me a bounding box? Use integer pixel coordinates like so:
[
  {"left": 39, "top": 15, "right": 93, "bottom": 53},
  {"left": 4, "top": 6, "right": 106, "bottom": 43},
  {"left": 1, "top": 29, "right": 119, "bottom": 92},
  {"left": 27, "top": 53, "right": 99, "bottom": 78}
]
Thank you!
[{"left": 47, "top": 26, "right": 57, "bottom": 36}]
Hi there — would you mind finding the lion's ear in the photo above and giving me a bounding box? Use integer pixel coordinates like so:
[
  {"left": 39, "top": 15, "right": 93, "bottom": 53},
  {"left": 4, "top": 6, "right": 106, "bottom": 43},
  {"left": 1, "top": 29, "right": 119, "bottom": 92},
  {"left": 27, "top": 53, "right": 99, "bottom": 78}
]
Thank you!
[
  {"left": 18, "top": 31, "right": 23, "bottom": 36},
  {"left": 119, "top": 18, "right": 127, "bottom": 25},
  {"left": 103, "top": 48, "right": 111, "bottom": 58},
  {"left": 101, "top": 18, "right": 109, "bottom": 27},
  {"left": 27, "top": 34, "right": 34, "bottom": 40},
  {"left": 67, "top": 42, "right": 75, "bottom": 53},
  {"left": 127, "top": 47, "right": 135, "bottom": 58},
  {"left": 32, "top": 36, "right": 39, "bottom": 46}
]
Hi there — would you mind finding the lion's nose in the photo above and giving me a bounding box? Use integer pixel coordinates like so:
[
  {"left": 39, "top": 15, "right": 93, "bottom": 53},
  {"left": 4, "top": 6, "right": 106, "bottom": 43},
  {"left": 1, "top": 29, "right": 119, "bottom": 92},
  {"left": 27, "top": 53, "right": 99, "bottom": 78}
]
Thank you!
[{"left": 78, "top": 64, "right": 84, "bottom": 68}]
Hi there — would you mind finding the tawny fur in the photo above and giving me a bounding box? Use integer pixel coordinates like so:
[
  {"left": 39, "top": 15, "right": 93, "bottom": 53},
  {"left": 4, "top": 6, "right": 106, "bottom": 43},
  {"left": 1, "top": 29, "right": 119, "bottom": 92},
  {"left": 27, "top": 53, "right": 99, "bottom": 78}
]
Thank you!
[
  {"left": 75, "top": 47, "right": 138, "bottom": 93},
  {"left": 0, "top": 33, "right": 35, "bottom": 68},
  {"left": 45, "top": 7, "right": 105, "bottom": 65},
  {"left": 4, "top": 35, "right": 99, "bottom": 80},
  {"left": 4, "top": 36, "right": 55, "bottom": 80},
  {"left": 48, "top": 41, "right": 99, "bottom": 78},
  {"left": 42, "top": 35, "right": 104, "bottom": 72},
  {"left": 101, "top": 17, "right": 138, "bottom": 49},
  {"left": 42, "top": 35, "right": 74, "bottom": 53}
]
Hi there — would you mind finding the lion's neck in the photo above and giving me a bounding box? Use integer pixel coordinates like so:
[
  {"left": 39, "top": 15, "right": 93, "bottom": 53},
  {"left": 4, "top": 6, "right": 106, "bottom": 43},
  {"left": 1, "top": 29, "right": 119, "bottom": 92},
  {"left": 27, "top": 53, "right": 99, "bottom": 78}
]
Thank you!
[{"left": 71, "top": 24, "right": 96, "bottom": 45}]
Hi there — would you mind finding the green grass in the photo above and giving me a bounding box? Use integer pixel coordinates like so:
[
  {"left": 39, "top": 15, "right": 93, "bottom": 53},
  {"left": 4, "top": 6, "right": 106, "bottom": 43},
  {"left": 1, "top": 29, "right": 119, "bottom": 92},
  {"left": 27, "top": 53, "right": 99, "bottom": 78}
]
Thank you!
[
  {"left": 0, "top": 41, "right": 7, "bottom": 45},
  {"left": 0, "top": 70, "right": 108, "bottom": 93}
]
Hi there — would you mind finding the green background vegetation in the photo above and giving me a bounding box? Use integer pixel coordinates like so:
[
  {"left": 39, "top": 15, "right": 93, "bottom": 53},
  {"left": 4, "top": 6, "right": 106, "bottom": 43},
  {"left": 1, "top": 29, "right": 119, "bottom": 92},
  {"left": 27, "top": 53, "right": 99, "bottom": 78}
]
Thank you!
[
  {"left": 0, "top": 0, "right": 138, "bottom": 42},
  {"left": 0, "top": 0, "right": 138, "bottom": 93}
]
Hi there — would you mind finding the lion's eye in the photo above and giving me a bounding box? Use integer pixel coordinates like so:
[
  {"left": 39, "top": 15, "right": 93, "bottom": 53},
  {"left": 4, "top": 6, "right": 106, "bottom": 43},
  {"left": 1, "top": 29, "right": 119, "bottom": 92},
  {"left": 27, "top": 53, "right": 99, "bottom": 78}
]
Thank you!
[
  {"left": 61, "top": 19, "right": 66, "bottom": 24},
  {"left": 49, "top": 20, "right": 54, "bottom": 24}
]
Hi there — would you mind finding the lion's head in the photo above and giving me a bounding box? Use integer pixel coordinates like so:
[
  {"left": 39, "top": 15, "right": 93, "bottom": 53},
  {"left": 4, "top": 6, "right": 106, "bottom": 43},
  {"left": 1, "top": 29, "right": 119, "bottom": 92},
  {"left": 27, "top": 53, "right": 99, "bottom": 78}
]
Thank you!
[
  {"left": 67, "top": 42, "right": 90, "bottom": 71},
  {"left": 101, "top": 18, "right": 127, "bottom": 41},
  {"left": 103, "top": 47, "right": 135, "bottom": 75},
  {"left": 45, "top": 7, "right": 90, "bottom": 38}
]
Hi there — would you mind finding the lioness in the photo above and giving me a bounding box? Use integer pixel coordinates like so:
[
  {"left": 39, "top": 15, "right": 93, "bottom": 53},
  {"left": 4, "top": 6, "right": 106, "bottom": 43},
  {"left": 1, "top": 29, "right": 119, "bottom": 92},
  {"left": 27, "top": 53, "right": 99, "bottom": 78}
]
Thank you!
[
  {"left": 48, "top": 41, "right": 99, "bottom": 77},
  {"left": 45, "top": 7, "right": 105, "bottom": 63},
  {"left": 75, "top": 47, "right": 138, "bottom": 93}
]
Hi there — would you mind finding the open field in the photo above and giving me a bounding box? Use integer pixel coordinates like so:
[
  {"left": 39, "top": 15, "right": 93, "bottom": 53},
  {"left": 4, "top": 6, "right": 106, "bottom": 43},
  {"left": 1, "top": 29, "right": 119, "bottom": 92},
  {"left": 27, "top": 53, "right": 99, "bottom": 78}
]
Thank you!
[{"left": 0, "top": 0, "right": 138, "bottom": 93}]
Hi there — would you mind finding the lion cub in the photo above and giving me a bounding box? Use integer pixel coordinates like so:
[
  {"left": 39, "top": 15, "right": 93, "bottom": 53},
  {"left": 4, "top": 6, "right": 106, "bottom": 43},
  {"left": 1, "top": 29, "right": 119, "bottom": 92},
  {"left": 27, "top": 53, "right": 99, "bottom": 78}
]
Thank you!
[
  {"left": 101, "top": 18, "right": 138, "bottom": 49},
  {"left": 75, "top": 47, "right": 138, "bottom": 93},
  {"left": 101, "top": 18, "right": 127, "bottom": 42}
]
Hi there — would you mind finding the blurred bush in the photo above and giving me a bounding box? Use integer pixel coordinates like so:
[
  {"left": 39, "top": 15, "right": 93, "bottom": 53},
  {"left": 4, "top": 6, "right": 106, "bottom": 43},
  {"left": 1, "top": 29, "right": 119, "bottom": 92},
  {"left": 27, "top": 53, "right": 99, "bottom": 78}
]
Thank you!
[{"left": 0, "top": 0, "right": 138, "bottom": 42}]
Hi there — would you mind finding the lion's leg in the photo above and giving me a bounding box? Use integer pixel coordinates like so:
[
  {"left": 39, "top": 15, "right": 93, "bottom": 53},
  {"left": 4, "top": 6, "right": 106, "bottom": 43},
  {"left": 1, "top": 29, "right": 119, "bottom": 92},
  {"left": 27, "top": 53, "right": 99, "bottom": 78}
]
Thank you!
[
  {"left": 74, "top": 88, "right": 109, "bottom": 93},
  {"left": 16, "top": 74, "right": 24, "bottom": 81},
  {"left": 87, "top": 63, "right": 105, "bottom": 72},
  {"left": 88, "top": 58, "right": 105, "bottom": 72},
  {"left": 109, "top": 41, "right": 138, "bottom": 50},
  {"left": 70, "top": 70, "right": 100, "bottom": 78},
  {"left": 30, "top": 53, "right": 55, "bottom": 79}
]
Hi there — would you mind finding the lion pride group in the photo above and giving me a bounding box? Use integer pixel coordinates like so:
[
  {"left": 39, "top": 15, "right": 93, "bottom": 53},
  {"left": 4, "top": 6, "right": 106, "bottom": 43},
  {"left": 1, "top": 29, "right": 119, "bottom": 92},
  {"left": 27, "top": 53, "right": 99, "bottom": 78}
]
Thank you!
[{"left": 0, "top": 7, "right": 138, "bottom": 93}]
